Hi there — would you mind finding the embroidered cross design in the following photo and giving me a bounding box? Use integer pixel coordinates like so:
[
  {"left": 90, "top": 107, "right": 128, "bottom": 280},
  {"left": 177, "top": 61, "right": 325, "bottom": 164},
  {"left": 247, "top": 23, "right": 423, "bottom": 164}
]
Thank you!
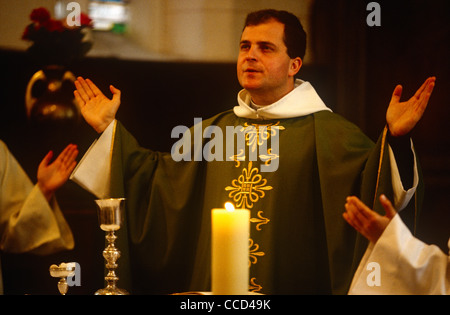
[{"left": 225, "top": 161, "right": 273, "bottom": 209}]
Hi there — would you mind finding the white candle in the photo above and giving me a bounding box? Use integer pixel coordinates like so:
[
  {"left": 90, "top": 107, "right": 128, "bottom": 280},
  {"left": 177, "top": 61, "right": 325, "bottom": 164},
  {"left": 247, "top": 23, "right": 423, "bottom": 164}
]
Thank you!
[{"left": 212, "top": 202, "right": 250, "bottom": 295}]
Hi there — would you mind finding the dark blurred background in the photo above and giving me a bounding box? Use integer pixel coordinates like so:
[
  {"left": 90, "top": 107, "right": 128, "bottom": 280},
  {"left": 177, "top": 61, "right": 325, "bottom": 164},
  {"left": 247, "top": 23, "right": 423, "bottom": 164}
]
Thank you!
[{"left": 0, "top": 0, "right": 448, "bottom": 294}]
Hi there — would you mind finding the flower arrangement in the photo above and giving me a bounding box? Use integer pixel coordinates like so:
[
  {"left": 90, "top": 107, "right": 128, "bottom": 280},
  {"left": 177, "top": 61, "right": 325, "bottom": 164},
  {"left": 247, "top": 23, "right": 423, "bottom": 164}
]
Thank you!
[{"left": 22, "top": 7, "right": 93, "bottom": 66}]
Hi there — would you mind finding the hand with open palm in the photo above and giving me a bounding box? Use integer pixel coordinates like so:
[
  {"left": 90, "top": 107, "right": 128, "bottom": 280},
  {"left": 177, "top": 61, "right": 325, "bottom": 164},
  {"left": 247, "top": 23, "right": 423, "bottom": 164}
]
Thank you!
[
  {"left": 386, "top": 77, "right": 436, "bottom": 137},
  {"left": 343, "top": 195, "right": 397, "bottom": 244},
  {"left": 74, "top": 77, "right": 121, "bottom": 133},
  {"left": 37, "top": 144, "right": 79, "bottom": 201}
]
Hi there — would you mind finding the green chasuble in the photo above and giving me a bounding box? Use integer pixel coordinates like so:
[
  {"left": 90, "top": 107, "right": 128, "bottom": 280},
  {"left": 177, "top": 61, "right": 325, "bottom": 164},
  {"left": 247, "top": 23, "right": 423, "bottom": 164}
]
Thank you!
[{"left": 108, "top": 110, "right": 421, "bottom": 295}]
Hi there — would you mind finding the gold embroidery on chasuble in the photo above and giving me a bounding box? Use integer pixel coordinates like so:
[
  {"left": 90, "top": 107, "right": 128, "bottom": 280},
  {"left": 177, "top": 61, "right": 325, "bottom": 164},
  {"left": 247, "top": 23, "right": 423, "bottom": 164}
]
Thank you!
[
  {"left": 250, "top": 211, "right": 270, "bottom": 231},
  {"left": 243, "top": 121, "right": 285, "bottom": 153},
  {"left": 224, "top": 121, "right": 284, "bottom": 293},
  {"left": 225, "top": 161, "right": 273, "bottom": 209}
]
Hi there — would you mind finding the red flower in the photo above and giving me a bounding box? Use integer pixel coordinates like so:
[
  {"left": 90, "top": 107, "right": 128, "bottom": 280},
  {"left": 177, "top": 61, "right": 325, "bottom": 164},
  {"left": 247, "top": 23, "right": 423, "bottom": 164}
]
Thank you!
[
  {"left": 41, "top": 19, "right": 65, "bottom": 32},
  {"left": 30, "top": 7, "right": 51, "bottom": 24},
  {"left": 22, "top": 7, "right": 93, "bottom": 66},
  {"left": 80, "top": 13, "right": 93, "bottom": 26}
]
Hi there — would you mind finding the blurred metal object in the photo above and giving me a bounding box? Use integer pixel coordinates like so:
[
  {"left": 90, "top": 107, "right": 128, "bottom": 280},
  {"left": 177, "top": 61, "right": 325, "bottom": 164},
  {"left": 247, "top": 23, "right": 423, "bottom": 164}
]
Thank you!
[
  {"left": 25, "top": 66, "right": 80, "bottom": 125},
  {"left": 49, "top": 262, "right": 76, "bottom": 295}
]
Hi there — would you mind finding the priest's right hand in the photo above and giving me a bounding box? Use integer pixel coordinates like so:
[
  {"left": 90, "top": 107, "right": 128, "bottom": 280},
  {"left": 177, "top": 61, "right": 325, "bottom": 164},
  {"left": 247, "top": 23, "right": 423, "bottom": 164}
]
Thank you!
[{"left": 74, "top": 77, "right": 121, "bottom": 133}]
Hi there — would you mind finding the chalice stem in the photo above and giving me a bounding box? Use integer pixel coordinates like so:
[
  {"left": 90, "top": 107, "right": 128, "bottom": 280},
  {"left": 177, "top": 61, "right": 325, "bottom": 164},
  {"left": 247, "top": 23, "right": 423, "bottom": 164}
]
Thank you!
[{"left": 104, "top": 231, "right": 120, "bottom": 286}]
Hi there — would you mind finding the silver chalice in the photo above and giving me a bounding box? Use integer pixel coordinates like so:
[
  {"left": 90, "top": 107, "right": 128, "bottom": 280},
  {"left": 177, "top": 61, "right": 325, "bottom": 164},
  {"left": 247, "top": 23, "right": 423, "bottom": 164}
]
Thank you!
[{"left": 95, "top": 198, "right": 129, "bottom": 295}]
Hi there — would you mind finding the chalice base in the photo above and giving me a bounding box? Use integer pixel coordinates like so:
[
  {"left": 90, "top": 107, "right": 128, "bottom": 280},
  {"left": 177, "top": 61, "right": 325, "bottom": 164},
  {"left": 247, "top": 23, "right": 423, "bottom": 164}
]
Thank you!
[{"left": 95, "top": 285, "right": 129, "bottom": 295}]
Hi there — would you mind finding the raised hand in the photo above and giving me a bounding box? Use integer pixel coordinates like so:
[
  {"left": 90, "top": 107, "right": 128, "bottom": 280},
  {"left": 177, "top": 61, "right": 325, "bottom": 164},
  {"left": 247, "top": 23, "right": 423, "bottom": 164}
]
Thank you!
[
  {"left": 37, "top": 144, "right": 79, "bottom": 201},
  {"left": 74, "top": 77, "right": 121, "bottom": 133},
  {"left": 386, "top": 77, "right": 436, "bottom": 137},
  {"left": 343, "top": 195, "right": 396, "bottom": 244}
]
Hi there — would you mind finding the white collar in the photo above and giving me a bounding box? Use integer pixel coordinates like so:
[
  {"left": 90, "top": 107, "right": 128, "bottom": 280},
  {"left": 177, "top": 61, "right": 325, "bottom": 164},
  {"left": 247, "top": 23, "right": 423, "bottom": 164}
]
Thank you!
[{"left": 234, "top": 79, "right": 332, "bottom": 120}]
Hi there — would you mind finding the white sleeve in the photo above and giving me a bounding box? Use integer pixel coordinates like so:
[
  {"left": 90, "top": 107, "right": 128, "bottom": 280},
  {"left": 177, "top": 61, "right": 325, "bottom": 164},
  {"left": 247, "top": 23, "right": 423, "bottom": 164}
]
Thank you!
[
  {"left": 348, "top": 214, "right": 450, "bottom": 295},
  {"left": 70, "top": 120, "right": 116, "bottom": 198},
  {"left": 0, "top": 141, "right": 74, "bottom": 254},
  {"left": 388, "top": 138, "right": 418, "bottom": 211}
]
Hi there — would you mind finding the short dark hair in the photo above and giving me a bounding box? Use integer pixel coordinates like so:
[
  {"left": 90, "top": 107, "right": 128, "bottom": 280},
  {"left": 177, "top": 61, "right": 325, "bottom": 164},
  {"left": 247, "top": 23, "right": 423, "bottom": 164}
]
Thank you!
[{"left": 243, "top": 9, "right": 307, "bottom": 60}]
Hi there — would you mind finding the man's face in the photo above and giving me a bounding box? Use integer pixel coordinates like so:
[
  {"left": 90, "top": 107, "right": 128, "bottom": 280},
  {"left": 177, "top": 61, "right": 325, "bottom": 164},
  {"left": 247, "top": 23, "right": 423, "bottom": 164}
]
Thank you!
[{"left": 237, "top": 19, "right": 301, "bottom": 105}]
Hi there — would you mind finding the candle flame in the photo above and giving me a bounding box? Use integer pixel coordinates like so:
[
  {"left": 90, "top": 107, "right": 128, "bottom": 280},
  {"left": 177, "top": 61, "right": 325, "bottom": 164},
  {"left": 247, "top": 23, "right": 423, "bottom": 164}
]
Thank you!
[{"left": 224, "top": 202, "right": 235, "bottom": 212}]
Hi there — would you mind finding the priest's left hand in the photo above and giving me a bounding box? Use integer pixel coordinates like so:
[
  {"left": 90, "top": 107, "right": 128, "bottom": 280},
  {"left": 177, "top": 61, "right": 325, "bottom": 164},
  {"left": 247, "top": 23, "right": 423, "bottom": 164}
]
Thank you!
[{"left": 386, "top": 76, "right": 435, "bottom": 137}]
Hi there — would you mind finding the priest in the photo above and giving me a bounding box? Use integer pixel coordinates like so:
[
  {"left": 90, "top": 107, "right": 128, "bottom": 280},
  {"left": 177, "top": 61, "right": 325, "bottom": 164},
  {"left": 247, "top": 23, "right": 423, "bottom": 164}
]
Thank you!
[{"left": 72, "top": 9, "right": 435, "bottom": 294}]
